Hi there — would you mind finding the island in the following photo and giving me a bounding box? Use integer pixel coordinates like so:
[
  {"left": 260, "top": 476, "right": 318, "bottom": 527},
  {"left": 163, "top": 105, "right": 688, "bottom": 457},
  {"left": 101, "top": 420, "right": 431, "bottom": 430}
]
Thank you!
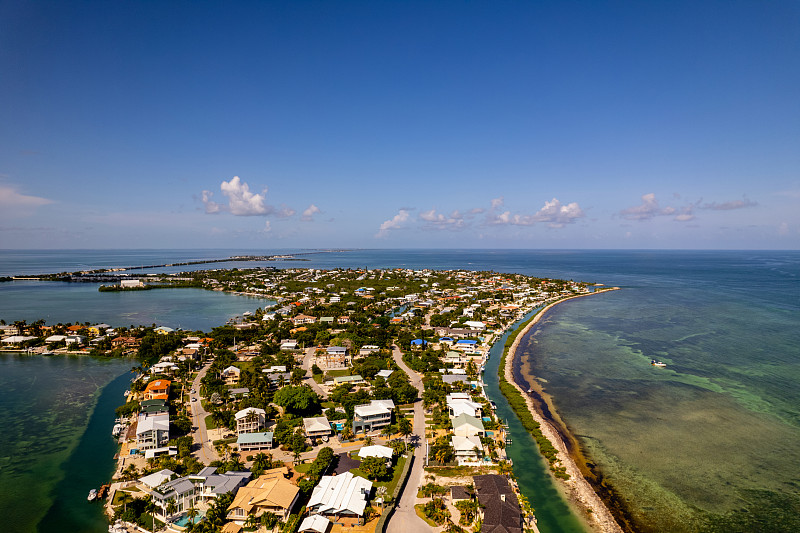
[{"left": 1, "top": 266, "right": 620, "bottom": 533}]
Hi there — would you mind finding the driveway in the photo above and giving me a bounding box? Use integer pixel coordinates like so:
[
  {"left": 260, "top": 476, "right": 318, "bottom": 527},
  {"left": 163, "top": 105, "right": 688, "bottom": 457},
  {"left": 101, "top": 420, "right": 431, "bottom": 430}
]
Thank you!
[{"left": 387, "top": 344, "right": 434, "bottom": 533}]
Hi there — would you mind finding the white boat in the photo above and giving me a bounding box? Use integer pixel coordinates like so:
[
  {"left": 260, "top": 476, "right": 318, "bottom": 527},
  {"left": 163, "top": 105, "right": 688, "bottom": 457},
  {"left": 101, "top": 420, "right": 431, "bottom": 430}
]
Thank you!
[
  {"left": 651, "top": 360, "right": 667, "bottom": 367},
  {"left": 88, "top": 488, "right": 97, "bottom": 501}
]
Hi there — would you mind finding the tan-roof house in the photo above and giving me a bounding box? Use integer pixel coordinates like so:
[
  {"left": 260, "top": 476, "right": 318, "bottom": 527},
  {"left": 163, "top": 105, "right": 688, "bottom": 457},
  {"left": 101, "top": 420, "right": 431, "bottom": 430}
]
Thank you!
[{"left": 226, "top": 468, "right": 300, "bottom": 524}]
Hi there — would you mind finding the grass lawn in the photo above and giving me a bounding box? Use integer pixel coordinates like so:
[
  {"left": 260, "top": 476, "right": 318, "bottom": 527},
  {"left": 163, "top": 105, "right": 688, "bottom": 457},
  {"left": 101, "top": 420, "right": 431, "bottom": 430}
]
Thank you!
[
  {"left": 326, "top": 368, "right": 353, "bottom": 377},
  {"left": 351, "top": 455, "right": 407, "bottom": 497},
  {"left": 295, "top": 463, "right": 313, "bottom": 474},
  {"left": 205, "top": 414, "right": 217, "bottom": 430},
  {"left": 424, "top": 465, "right": 498, "bottom": 478},
  {"left": 314, "top": 374, "right": 325, "bottom": 384},
  {"left": 140, "top": 514, "right": 164, "bottom": 531}
]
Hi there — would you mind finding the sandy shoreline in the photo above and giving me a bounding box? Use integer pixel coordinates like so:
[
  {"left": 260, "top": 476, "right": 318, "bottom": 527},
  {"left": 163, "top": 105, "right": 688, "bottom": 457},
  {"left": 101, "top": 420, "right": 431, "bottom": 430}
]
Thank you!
[{"left": 504, "top": 290, "right": 624, "bottom": 533}]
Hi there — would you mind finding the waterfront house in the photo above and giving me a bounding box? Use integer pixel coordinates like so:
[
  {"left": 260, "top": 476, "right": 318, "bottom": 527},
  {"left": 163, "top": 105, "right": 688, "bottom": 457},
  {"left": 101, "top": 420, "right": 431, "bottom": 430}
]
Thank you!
[
  {"left": 473, "top": 474, "right": 522, "bottom": 533},
  {"left": 446, "top": 393, "right": 482, "bottom": 419},
  {"left": 138, "top": 469, "right": 175, "bottom": 490},
  {"left": 451, "top": 435, "right": 484, "bottom": 464},
  {"left": 143, "top": 379, "right": 171, "bottom": 401},
  {"left": 226, "top": 467, "right": 300, "bottom": 524},
  {"left": 149, "top": 467, "right": 250, "bottom": 522},
  {"left": 451, "top": 413, "right": 485, "bottom": 438},
  {"left": 136, "top": 412, "right": 170, "bottom": 449},
  {"left": 64, "top": 334, "right": 86, "bottom": 346}
]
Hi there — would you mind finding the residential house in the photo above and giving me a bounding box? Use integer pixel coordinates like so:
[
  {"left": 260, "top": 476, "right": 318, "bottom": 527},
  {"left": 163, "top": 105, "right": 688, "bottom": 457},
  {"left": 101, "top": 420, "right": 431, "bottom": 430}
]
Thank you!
[
  {"left": 303, "top": 416, "right": 332, "bottom": 442},
  {"left": 291, "top": 314, "right": 317, "bottom": 326},
  {"left": 149, "top": 467, "right": 250, "bottom": 521},
  {"left": 140, "top": 399, "right": 169, "bottom": 416},
  {"left": 451, "top": 435, "right": 484, "bottom": 465},
  {"left": 235, "top": 407, "right": 266, "bottom": 435},
  {"left": 280, "top": 340, "right": 299, "bottom": 351},
  {"left": 358, "top": 345, "right": 380, "bottom": 356},
  {"left": 221, "top": 365, "right": 241, "bottom": 385},
  {"left": 451, "top": 414, "right": 485, "bottom": 438},
  {"left": 299, "top": 515, "right": 332, "bottom": 533},
  {"left": 357, "top": 445, "right": 393, "bottom": 460},
  {"left": 136, "top": 412, "right": 170, "bottom": 450},
  {"left": 352, "top": 399, "right": 394, "bottom": 434},
  {"left": 307, "top": 472, "right": 372, "bottom": 522},
  {"left": 237, "top": 432, "right": 273, "bottom": 452},
  {"left": 446, "top": 393, "right": 482, "bottom": 419},
  {"left": 332, "top": 375, "right": 366, "bottom": 387},
  {"left": 226, "top": 467, "right": 300, "bottom": 524},
  {"left": 143, "top": 379, "right": 171, "bottom": 401},
  {"left": 473, "top": 474, "right": 523, "bottom": 533}
]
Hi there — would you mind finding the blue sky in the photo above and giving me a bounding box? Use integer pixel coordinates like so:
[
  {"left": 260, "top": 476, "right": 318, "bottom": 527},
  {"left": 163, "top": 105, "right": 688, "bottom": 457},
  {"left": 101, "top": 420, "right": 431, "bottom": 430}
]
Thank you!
[{"left": 1, "top": 1, "right": 798, "bottom": 249}]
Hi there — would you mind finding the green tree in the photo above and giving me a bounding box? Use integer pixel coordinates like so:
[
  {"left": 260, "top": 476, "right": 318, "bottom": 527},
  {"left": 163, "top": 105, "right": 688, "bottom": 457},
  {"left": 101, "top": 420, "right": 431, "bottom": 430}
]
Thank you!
[
  {"left": 273, "top": 385, "right": 320, "bottom": 415},
  {"left": 360, "top": 456, "right": 388, "bottom": 481}
]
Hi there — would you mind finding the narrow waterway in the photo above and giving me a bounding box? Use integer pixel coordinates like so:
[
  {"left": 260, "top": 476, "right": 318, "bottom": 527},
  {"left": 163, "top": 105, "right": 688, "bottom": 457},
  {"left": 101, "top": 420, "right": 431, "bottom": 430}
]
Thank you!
[
  {"left": 483, "top": 309, "right": 588, "bottom": 533},
  {"left": 37, "top": 368, "right": 131, "bottom": 532}
]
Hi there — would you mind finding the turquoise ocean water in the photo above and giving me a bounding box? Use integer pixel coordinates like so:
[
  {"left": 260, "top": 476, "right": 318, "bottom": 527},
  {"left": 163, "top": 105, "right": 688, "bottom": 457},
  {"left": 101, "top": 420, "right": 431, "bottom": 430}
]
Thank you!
[{"left": 1, "top": 249, "right": 797, "bottom": 532}]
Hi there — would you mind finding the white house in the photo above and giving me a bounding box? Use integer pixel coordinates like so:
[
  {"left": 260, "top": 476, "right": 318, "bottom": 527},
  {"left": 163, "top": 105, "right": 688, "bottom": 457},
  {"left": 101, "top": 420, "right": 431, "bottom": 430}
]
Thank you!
[
  {"left": 137, "top": 413, "right": 170, "bottom": 450},
  {"left": 451, "top": 435, "right": 484, "bottom": 465},
  {"left": 221, "top": 365, "right": 241, "bottom": 385},
  {"left": 307, "top": 472, "right": 372, "bottom": 520},
  {"left": 303, "top": 416, "right": 332, "bottom": 441},
  {"left": 352, "top": 400, "right": 394, "bottom": 434},
  {"left": 235, "top": 407, "right": 266, "bottom": 435}
]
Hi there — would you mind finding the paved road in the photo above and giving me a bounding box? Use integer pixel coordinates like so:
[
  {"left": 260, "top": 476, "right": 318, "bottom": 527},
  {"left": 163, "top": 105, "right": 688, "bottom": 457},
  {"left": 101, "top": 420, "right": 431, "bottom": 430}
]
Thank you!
[
  {"left": 190, "top": 361, "right": 219, "bottom": 463},
  {"left": 300, "top": 346, "right": 329, "bottom": 399},
  {"left": 387, "top": 345, "right": 434, "bottom": 533}
]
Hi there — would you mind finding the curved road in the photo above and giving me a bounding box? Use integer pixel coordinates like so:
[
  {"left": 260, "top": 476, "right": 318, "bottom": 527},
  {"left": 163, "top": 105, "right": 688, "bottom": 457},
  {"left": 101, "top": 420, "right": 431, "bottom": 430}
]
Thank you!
[{"left": 387, "top": 345, "right": 434, "bottom": 533}]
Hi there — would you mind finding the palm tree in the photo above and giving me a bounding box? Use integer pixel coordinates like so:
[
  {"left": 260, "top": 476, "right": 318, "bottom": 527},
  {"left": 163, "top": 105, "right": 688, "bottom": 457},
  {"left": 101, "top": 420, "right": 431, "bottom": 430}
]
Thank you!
[
  {"left": 117, "top": 491, "right": 134, "bottom": 515},
  {"left": 244, "top": 409, "right": 260, "bottom": 432},
  {"left": 398, "top": 417, "right": 412, "bottom": 444},
  {"left": 364, "top": 435, "right": 373, "bottom": 446},
  {"left": 186, "top": 502, "right": 199, "bottom": 529},
  {"left": 166, "top": 498, "right": 178, "bottom": 520},
  {"left": 244, "top": 514, "right": 260, "bottom": 531},
  {"left": 143, "top": 495, "right": 156, "bottom": 533},
  {"left": 293, "top": 448, "right": 302, "bottom": 465}
]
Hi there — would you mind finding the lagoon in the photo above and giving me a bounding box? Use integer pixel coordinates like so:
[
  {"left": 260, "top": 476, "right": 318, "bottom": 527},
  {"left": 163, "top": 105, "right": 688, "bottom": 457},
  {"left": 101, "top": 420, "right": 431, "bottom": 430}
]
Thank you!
[{"left": 0, "top": 281, "right": 273, "bottom": 332}]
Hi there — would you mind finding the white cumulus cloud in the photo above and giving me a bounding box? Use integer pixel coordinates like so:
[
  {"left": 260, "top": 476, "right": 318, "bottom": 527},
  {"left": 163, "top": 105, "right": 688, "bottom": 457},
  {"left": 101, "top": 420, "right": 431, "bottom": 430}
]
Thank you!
[
  {"left": 302, "top": 204, "right": 321, "bottom": 221},
  {"left": 202, "top": 176, "right": 280, "bottom": 216},
  {"left": 486, "top": 197, "right": 584, "bottom": 227},
  {"left": 376, "top": 209, "right": 410, "bottom": 238}
]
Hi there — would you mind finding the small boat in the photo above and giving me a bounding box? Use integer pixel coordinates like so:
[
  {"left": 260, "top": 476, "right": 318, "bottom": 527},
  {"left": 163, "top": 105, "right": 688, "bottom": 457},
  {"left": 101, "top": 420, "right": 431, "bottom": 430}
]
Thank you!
[
  {"left": 87, "top": 488, "right": 97, "bottom": 501},
  {"left": 527, "top": 388, "right": 533, "bottom": 394},
  {"left": 651, "top": 360, "right": 667, "bottom": 367}
]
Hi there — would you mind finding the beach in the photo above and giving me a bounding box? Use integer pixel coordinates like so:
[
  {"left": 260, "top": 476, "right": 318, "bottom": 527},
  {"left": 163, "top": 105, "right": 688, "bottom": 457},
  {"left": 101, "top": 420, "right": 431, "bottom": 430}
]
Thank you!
[{"left": 504, "top": 291, "right": 623, "bottom": 533}]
